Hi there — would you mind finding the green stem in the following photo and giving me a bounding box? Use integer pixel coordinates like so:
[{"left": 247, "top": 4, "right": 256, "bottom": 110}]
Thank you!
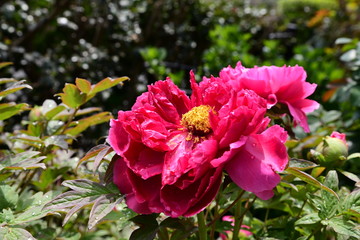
[
  {"left": 209, "top": 194, "right": 220, "bottom": 240},
  {"left": 197, "top": 211, "right": 207, "bottom": 240},
  {"left": 232, "top": 193, "right": 243, "bottom": 240},
  {"left": 297, "top": 199, "right": 308, "bottom": 218},
  {"left": 207, "top": 189, "right": 245, "bottom": 227},
  {"left": 59, "top": 107, "right": 79, "bottom": 135},
  {"left": 158, "top": 227, "right": 169, "bottom": 240}
]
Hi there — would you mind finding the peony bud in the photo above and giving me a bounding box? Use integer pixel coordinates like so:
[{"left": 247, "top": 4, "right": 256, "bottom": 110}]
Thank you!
[
  {"left": 29, "top": 106, "right": 43, "bottom": 121},
  {"left": 312, "top": 132, "right": 348, "bottom": 168}
]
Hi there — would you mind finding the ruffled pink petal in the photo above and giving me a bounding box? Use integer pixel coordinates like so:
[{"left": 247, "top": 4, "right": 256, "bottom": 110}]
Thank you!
[
  {"left": 199, "top": 76, "right": 232, "bottom": 111},
  {"left": 161, "top": 167, "right": 222, "bottom": 217},
  {"left": 113, "top": 156, "right": 163, "bottom": 214},
  {"left": 287, "top": 103, "right": 311, "bottom": 133},
  {"left": 140, "top": 119, "right": 170, "bottom": 151},
  {"left": 190, "top": 70, "right": 202, "bottom": 106},
  {"left": 162, "top": 138, "right": 218, "bottom": 186},
  {"left": 109, "top": 118, "right": 131, "bottom": 156},
  {"left": 119, "top": 140, "right": 164, "bottom": 179},
  {"left": 147, "top": 79, "right": 191, "bottom": 124},
  {"left": 225, "top": 126, "right": 288, "bottom": 200},
  {"left": 211, "top": 137, "right": 248, "bottom": 167}
]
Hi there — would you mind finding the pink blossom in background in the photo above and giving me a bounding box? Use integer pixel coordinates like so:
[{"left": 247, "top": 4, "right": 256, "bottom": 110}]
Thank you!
[
  {"left": 219, "top": 62, "right": 320, "bottom": 132},
  {"left": 109, "top": 71, "right": 288, "bottom": 217},
  {"left": 220, "top": 216, "right": 252, "bottom": 239}
]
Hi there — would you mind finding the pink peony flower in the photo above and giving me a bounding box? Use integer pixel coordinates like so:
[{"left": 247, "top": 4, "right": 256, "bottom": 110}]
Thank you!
[
  {"left": 220, "top": 216, "right": 253, "bottom": 239},
  {"left": 219, "top": 62, "right": 320, "bottom": 132},
  {"left": 109, "top": 72, "right": 288, "bottom": 217}
]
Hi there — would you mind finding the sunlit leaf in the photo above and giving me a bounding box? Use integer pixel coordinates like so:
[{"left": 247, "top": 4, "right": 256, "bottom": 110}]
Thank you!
[
  {"left": 295, "top": 213, "right": 321, "bottom": 225},
  {"left": 323, "top": 217, "right": 360, "bottom": 238},
  {"left": 44, "top": 135, "right": 69, "bottom": 149},
  {"left": 0, "top": 62, "right": 13, "bottom": 69},
  {"left": 0, "top": 103, "right": 29, "bottom": 121},
  {"left": 53, "top": 107, "right": 102, "bottom": 122},
  {"left": 0, "top": 226, "right": 35, "bottom": 240},
  {"left": 57, "top": 83, "right": 86, "bottom": 108},
  {"left": 44, "top": 105, "right": 66, "bottom": 120},
  {"left": 0, "top": 151, "right": 46, "bottom": 171},
  {"left": 77, "top": 144, "right": 111, "bottom": 168},
  {"left": 0, "top": 80, "right": 32, "bottom": 99},
  {"left": 347, "top": 152, "right": 360, "bottom": 160},
  {"left": 93, "top": 146, "right": 113, "bottom": 173},
  {"left": 335, "top": 37, "right": 353, "bottom": 45},
  {"left": 62, "top": 179, "right": 118, "bottom": 195},
  {"left": 338, "top": 169, "right": 360, "bottom": 183},
  {"left": 0, "top": 184, "right": 18, "bottom": 210},
  {"left": 44, "top": 179, "right": 121, "bottom": 226},
  {"left": 46, "top": 120, "right": 65, "bottom": 135},
  {"left": 41, "top": 99, "right": 57, "bottom": 115},
  {"left": 343, "top": 189, "right": 360, "bottom": 212},
  {"left": 0, "top": 78, "right": 16, "bottom": 84},
  {"left": 75, "top": 78, "right": 92, "bottom": 93},
  {"left": 285, "top": 167, "right": 339, "bottom": 200},
  {"left": 89, "top": 77, "right": 129, "bottom": 95},
  {"left": 12, "top": 192, "right": 59, "bottom": 225},
  {"left": 65, "top": 112, "right": 112, "bottom": 136},
  {"left": 88, "top": 195, "right": 123, "bottom": 229},
  {"left": 288, "top": 158, "right": 318, "bottom": 170}
]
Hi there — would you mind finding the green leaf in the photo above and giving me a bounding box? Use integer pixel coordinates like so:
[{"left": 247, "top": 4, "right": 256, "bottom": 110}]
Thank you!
[
  {"left": 319, "top": 170, "right": 339, "bottom": 219},
  {"left": 0, "top": 103, "right": 29, "bottom": 121},
  {"left": 285, "top": 167, "right": 339, "bottom": 200},
  {"left": 323, "top": 170, "right": 339, "bottom": 192},
  {"left": 44, "top": 179, "right": 120, "bottom": 226},
  {"left": 46, "top": 120, "right": 65, "bottom": 135},
  {"left": 44, "top": 135, "right": 69, "bottom": 149},
  {"left": 295, "top": 213, "right": 321, "bottom": 225},
  {"left": 62, "top": 179, "right": 117, "bottom": 195},
  {"left": 57, "top": 83, "right": 86, "bottom": 108},
  {"left": 343, "top": 189, "right": 360, "bottom": 212},
  {"left": 323, "top": 217, "right": 360, "bottom": 238},
  {"left": 41, "top": 99, "right": 57, "bottom": 115},
  {"left": 65, "top": 112, "right": 112, "bottom": 136},
  {"left": 0, "top": 208, "right": 15, "bottom": 224},
  {"left": 289, "top": 158, "right": 318, "bottom": 170},
  {"left": 88, "top": 195, "right": 124, "bottom": 229},
  {"left": 31, "top": 167, "right": 69, "bottom": 191},
  {"left": 335, "top": 37, "right": 353, "bottom": 45},
  {"left": 0, "top": 62, "right": 13, "bottom": 69},
  {"left": 44, "top": 105, "right": 66, "bottom": 120},
  {"left": 0, "top": 226, "right": 35, "bottom": 240},
  {"left": 53, "top": 107, "right": 102, "bottom": 121},
  {"left": 77, "top": 144, "right": 111, "bottom": 168},
  {"left": 0, "top": 80, "right": 32, "bottom": 99},
  {"left": 347, "top": 153, "right": 360, "bottom": 160},
  {"left": 93, "top": 146, "right": 112, "bottom": 173},
  {"left": 11, "top": 134, "right": 43, "bottom": 146},
  {"left": 0, "top": 184, "right": 19, "bottom": 210},
  {"left": 0, "top": 151, "right": 46, "bottom": 171},
  {"left": 89, "top": 77, "right": 129, "bottom": 95},
  {"left": 130, "top": 214, "right": 159, "bottom": 240},
  {"left": 75, "top": 78, "right": 91, "bottom": 93},
  {"left": 44, "top": 190, "right": 97, "bottom": 210},
  {"left": 0, "top": 78, "right": 16, "bottom": 84}
]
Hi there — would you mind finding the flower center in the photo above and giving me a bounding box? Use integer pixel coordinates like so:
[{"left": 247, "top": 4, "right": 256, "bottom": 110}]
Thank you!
[{"left": 181, "top": 105, "right": 213, "bottom": 137}]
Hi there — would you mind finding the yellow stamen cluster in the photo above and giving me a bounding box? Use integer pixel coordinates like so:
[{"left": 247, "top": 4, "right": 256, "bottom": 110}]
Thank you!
[{"left": 181, "top": 105, "right": 213, "bottom": 138}]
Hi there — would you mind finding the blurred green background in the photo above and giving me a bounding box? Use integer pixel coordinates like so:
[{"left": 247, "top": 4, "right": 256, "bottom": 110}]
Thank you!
[{"left": 1, "top": 0, "right": 360, "bottom": 150}]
